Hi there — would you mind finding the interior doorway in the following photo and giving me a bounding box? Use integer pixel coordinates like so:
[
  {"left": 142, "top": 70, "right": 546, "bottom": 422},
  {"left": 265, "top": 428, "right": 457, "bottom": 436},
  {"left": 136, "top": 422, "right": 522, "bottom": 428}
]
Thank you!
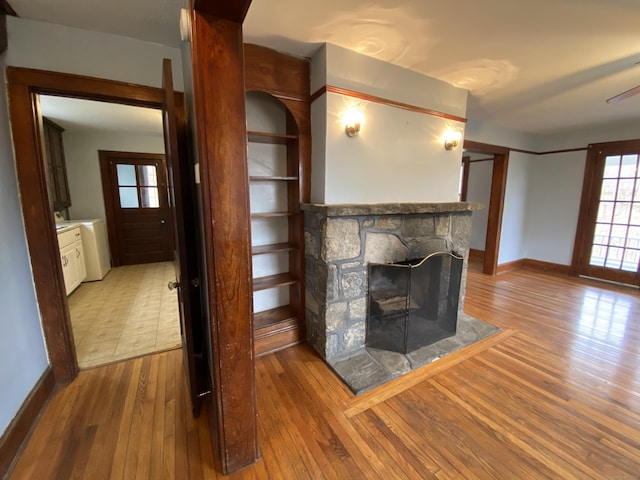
[
  {"left": 36, "top": 94, "right": 182, "bottom": 370},
  {"left": 462, "top": 140, "right": 510, "bottom": 275},
  {"left": 5, "top": 67, "right": 189, "bottom": 383}
]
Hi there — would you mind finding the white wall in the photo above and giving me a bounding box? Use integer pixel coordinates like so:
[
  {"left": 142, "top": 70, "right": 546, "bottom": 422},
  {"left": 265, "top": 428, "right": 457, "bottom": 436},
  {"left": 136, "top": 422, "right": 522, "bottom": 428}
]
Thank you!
[
  {"left": 310, "top": 44, "right": 468, "bottom": 204},
  {"left": 6, "top": 17, "right": 183, "bottom": 90},
  {"left": 64, "top": 128, "right": 165, "bottom": 221},
  {"left": 524, "top": 151, "right": 586, "bottom": 265},
  {"left": 466, "top": 119, "right": 540, "bottom": 152},
  {"left": 466, "top": 159, "right": 493, "bottom": 250},
  {"left": 538, "top": 118, "right": 640, "bottom": 151},
  {"left": 0, "top": 52, "right": 50, "bottom": 435},
  {"left": 498, "top": 152, "right": 534, "bottom": 264}
]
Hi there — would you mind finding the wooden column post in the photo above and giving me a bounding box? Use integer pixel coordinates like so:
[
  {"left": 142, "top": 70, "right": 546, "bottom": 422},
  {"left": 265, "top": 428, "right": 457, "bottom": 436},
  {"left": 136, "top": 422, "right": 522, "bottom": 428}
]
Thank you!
[{"left": 188, "top": 4, "right": 259, "bottom": 474}]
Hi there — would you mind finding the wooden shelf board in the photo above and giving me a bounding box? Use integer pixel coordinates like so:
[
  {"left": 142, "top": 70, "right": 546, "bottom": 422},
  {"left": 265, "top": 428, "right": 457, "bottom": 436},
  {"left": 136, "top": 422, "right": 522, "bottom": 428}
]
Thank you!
[
  {"left": 253, "top": 305, "right": 296, "bottom": 331},
  {"left": 249, "top": 176, "right": 298, "bottom": 182},
  {"left": 252, "top": 243, "right": 296, "bottom": 256},
  {"left": 251, "top": 212, "right": 294, "bottom": 219},
  {"left": 252, "top": 273, "right": 298, "bottom": 291},
  {"left": 254, "top": 325, "right": 304, "bottom": 357},
  {"left": 248, "top": 131, "right": 297, "bottom": 145}
]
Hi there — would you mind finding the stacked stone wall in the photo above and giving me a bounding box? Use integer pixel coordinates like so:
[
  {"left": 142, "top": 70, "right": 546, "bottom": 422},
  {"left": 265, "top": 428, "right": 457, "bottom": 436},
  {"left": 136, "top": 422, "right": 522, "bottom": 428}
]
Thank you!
[{"left": 303, "top": 203, "right": 479, "bottom": 360}]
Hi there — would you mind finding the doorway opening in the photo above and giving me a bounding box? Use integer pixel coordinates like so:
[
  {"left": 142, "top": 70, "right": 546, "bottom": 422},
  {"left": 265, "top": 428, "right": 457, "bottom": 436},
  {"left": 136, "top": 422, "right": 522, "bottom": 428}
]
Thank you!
[
  {"left": 6, "top": 66, "right": 196, "bottom": 384},
  {"left": 462, "top": 140, "right": 510, "bottom": 275},
  {"left": 37, "top": 94, "right": 181, "bottom": 369}
]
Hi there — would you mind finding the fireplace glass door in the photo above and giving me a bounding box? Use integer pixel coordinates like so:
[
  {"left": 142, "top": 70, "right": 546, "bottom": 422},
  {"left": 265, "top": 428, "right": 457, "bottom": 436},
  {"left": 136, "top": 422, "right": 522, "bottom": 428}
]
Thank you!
[{"left": 366, "top": 252, "right": 463, "bottom": 354}]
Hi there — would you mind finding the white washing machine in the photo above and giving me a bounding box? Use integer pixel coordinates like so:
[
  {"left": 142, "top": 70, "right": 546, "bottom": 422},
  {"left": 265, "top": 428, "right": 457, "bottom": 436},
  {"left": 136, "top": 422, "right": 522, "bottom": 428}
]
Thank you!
[{"left": 75, "top": 219, "right": 111, "bottom": 281}]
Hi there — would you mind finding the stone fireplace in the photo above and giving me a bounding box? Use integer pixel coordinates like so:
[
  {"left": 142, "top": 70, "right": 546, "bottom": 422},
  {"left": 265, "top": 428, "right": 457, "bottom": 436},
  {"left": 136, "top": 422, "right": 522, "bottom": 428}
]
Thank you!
[{"left": 303, "top": 202, "right": 499, "bottom": 394}]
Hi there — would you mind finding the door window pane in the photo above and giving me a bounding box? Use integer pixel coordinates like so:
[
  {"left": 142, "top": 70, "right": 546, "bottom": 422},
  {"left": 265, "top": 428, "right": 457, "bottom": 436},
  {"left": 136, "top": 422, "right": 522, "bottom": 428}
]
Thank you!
[
  {"left": 610, "top": 225, "right": 627, "bottom": 247},
  {"left": 596, "top": 202, "right": 614, "bottom": 223},
  {"left": 594, "top": 223, "right": 611, "bottom": 244},
  {"left": 604, "top": 247, "right": 623, "bottom": 269},
  {"left": 117, "top": 164, "right": 137, "bottom": 186},
  {"left": 140, "top": 187, "right": 159, "bottom": 208},
  {"left": 119, "top": 186, "right": 139, "bottom": 208},
  {"left": 622, "top": 249, "right": 639, "bottom": 272},
  {"left": 600, "top": 179, "right": 617, "bottom": 201},
  {"left": 139, "top": 165, "right": 158, "bottom": 186},
  {"left": 589, "top": 245, "right": 606, "bottom": 266},
  {"left": 603, "top": 156, "right": 620, "bottom": 178},
  {"left": 617, "top": 179, "right": 635, "bottom": 201},
  {"left": 620, "top": 155, "right": 638, "bottom": 178},
  {"left": 613, "top": 202, "right": 631, "bottom": 224}
]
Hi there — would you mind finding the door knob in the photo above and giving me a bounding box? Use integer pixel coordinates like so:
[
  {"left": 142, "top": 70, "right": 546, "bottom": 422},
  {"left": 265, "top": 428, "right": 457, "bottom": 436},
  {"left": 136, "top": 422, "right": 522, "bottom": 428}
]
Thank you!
[
  {"left": 161, "top": 220, "right": 166, "bottom": 224},
  {"left": 168, "top": 281, "right": 180, "bottom": 290}
]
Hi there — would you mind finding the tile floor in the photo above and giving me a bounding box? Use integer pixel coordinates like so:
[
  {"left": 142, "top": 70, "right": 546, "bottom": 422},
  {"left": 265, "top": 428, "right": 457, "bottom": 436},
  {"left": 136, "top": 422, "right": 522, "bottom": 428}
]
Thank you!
[{"left": 68, "top": 261, "right": 182, "bottom": 369}]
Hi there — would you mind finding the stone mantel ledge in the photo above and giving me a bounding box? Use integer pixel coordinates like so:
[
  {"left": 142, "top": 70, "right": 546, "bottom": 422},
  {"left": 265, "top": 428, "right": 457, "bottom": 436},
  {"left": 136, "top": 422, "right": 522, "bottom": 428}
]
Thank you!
[{"left": 301, "top": 202, "right": 483, "bottom": 217}]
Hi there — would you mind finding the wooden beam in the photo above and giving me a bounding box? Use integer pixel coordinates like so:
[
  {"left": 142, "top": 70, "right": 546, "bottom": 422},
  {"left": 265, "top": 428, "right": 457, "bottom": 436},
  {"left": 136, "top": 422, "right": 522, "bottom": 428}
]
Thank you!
[
  {"left": 0, "top": 0, "right": 17, "bottom": 16},
  {"left": 192, "top": 0, "right": 252, "bottom": 23},
  {"left": 189, "top": 8, "right": 259, "bottom": 474},
  {"left": 484, "top": 153, "right": 508, "bottom": 275},
  {"left": 1, "top": 14, "right": 7, "bottom": 54}
]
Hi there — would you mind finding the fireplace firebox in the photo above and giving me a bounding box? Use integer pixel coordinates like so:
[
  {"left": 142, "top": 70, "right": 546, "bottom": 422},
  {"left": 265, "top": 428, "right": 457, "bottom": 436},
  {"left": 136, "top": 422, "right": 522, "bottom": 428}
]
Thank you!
[{"left": 366, "top": 251, "right": 464, "bottom": 354}]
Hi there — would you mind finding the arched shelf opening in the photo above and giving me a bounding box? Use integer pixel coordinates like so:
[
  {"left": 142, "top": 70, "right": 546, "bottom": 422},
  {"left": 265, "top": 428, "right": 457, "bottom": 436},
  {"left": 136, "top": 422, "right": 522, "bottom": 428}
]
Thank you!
[{"left": 245, "top": 90, "right": 306, "bottom": 355}]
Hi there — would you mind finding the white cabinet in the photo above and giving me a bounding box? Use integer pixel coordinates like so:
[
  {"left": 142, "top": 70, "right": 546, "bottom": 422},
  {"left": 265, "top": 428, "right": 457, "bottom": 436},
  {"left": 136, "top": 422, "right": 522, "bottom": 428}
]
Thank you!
[{"left": 57, "top": 226, "right": 87, "bottom": 295}]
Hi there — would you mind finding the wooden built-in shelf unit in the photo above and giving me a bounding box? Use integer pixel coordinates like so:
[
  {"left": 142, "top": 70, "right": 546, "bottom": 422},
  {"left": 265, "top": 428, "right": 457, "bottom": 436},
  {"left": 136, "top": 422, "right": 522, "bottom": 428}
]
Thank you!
[{"left": 245, "top": 44, "right": 311, "bottom": 356}]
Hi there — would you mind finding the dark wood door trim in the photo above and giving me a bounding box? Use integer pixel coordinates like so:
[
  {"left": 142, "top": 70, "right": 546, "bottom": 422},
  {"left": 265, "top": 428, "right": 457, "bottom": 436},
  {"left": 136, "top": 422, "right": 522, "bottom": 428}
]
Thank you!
[
  {"left": 463, "top": 140, "right": 510, "bottom": 275},
  {"left": 572, "top": 139, "right": 640, "bottom": 285},
  {"left": 485, "top": 153, "right": 509, "bottom": 275},
  {"left": 461, "top": 155, "right": 470, "bottom": 201},
  {"left": 5, "top": 67, "right": 172, "bottom": 384}
]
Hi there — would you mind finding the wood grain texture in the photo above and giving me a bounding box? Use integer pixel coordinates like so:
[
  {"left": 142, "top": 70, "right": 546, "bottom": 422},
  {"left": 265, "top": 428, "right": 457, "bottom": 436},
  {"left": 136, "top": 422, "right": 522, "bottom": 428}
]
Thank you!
[
  {"left": 244, "top": 44, "right": 310, "bottom": 102},
  {"left": 6, "top": 79, "right": 78, "bottom": 384},
  {"left": 192, "top": 0, "right": 251, "bottom": 22},
  {"left": 189, "top": 9, "right": 259, "bottom": 473},
  {"left": 9, "top": 260, "right": 640, "bottom": 478},
  {"left": 485, "top": 152, "right": 509, "bottom": 275},
  {"left": 311, "top": 85, "right": 468, "bottom": 124}
]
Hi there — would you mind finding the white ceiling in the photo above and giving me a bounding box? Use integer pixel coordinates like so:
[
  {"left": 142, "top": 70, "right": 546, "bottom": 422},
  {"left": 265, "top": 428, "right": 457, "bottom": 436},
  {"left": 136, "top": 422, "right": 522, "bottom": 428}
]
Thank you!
[
  {"left": 10, "top": 0, "right": 640, "bottom": 135},
  {"left": 39, "top": 96, "right": 163, "bottom": 135}
]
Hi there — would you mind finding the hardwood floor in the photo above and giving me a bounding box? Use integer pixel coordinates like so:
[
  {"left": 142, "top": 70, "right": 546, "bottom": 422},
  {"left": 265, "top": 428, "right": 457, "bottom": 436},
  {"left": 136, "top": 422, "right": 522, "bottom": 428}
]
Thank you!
[{"left": 9, "top": 263, "right": 640, "bottom": 479}]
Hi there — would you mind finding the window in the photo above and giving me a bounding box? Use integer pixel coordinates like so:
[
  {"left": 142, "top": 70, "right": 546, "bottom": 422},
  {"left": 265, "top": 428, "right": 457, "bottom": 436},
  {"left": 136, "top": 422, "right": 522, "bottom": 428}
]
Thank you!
[{"left": 116, "top": 163, "right": 160, "bottom": 209}]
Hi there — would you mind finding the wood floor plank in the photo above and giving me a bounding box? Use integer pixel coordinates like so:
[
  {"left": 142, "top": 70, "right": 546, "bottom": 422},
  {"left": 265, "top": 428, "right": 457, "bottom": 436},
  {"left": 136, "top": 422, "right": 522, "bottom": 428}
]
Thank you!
[{"left": 9, "top": 261, "right": 640, "bottom": 479}]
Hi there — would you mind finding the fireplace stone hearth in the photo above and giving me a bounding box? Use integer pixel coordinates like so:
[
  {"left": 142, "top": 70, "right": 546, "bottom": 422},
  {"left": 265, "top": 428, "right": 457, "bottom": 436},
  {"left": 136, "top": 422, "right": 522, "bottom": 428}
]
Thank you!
[{"left": 302, "top": 202, "right": 499, "bottom": 394}]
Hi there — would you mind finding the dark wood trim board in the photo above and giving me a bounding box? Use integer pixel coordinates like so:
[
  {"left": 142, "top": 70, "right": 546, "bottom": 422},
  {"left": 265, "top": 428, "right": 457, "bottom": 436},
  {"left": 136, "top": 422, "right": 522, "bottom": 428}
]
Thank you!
[{"left": 0, "top": 368, "right": 55, "bottom": 478}]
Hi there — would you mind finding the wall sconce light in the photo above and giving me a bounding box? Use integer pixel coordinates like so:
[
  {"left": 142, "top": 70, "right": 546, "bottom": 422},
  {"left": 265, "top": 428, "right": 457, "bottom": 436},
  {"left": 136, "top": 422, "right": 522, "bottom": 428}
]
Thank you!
[
  {"left": 444, "top": 130, "right": 462, "bottom": 150},
  {"left": 344, "top": 108, "right": 364, "bottom": 137}
]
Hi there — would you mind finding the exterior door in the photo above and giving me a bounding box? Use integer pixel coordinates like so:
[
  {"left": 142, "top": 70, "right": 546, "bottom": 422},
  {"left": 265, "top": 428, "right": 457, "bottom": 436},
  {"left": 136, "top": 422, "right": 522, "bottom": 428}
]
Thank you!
[
  {"left": 99, "top": 151, "right": 172, "bottom": 266},
  {"left": 162, "top": 58, "right": 209, "bottom": 415},
  {"left": 574, "top": 140, "right": 640, "bottom": 286}
]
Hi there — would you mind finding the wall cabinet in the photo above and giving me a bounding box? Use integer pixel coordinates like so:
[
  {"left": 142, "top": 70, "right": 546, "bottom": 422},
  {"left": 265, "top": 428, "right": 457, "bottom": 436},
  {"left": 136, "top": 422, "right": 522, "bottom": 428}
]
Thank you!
[
  {"left": 43, "top": 118, "right": 71, "bottom": 210},
  {"left": 58, "top": 226, "right": 86, "bottom": 295}
]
